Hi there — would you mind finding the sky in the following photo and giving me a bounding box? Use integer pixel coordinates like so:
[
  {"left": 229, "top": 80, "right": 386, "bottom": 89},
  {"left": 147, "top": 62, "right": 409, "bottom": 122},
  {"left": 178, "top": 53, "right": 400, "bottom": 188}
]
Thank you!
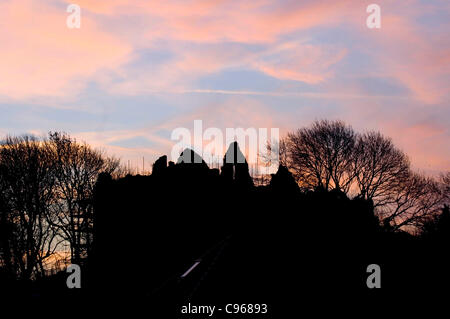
[{"left": 0, "top": 0, "right": 449, "bottom": 174}]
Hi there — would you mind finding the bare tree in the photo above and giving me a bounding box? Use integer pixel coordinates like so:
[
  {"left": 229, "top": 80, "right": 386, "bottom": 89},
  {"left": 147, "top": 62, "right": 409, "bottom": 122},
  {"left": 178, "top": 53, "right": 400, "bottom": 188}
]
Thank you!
[
  {"left": 440, "top": 171, "right": 450, "bottom": 205},
  {"left": 0, "top": 132, "right": 120, "bottom": 279},
  {"left": 285, "top": 120, "right": 356, "bottom": 192},
  {"left": 380, "top": 172, "right": 444, "bottom": 231},
  {"left": 263, "top": 138, "right": 288, "bottom": 167},
  {"left": 48, "top": 132, "right": 120, "bottom": 264},
  {"left": 0, "top": 135, "right": 61, "bottom": 279},
  {"left": 276, "top": 120, "right": 445, "bottom": 231},
  {"left": 353, "top": 131, "right": 410, "bottom": 206}
]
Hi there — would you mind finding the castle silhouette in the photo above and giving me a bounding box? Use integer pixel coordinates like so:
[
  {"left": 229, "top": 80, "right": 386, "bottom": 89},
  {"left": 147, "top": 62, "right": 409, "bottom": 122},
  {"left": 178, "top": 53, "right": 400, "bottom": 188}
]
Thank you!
[
  {"left": 4, "top": 142, "right": 445, "bottom": 314},
  {"left": 84, "top": 141, "right": 449, "bottom": 315}
]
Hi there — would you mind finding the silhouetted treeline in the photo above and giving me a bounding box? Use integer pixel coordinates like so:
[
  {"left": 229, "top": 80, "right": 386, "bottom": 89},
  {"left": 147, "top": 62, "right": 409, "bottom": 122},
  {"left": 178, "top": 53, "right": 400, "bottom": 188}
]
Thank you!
[
  {"left": 0, "top": 133, "right": 120, "bottom": 283},
  {"left": 269, "top": 120, "right": 448, "bottom": 231}
]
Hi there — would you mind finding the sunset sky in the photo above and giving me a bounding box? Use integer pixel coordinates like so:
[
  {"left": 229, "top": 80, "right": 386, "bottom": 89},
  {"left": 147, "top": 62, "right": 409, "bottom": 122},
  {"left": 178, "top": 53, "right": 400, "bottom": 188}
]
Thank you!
[{"left": 0, "top": 0, "right": 449, "bottom": 174}]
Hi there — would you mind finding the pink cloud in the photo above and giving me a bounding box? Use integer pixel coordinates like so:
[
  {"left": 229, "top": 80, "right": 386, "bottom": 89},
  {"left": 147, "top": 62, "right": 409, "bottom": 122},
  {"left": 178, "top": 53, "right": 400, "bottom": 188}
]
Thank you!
[
  {"left": 361, "top": 3, "right": 450, "bottom": 104},
  {"left": 383, "top": 121, "right": 450, "bottom": 173},
  {"left": 66, "top": 0, "right": 354, "bottom": 43},
  {"left": 252, "top": 42, "right": 347, "bottom": 83},
  {"left": 1, "top": 0, "right": 448, "bottom": 174},
  {"left": 2, "top": 0, "right": 448, "bottom": 103},
  {"left": 56, "top": 0, "right": 357, "bottom": 93},
  {"left": 0, "top": 0, "right": 132, "bottom": 99}
]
